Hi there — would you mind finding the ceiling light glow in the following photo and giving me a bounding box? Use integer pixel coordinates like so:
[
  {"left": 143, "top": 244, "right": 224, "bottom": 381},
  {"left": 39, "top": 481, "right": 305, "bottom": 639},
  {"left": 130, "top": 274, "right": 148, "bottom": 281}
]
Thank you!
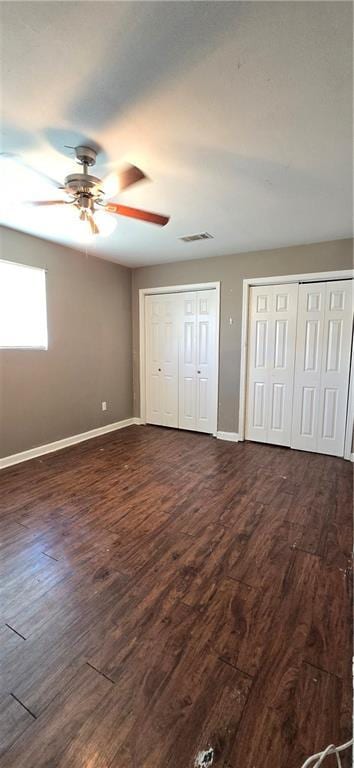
[{"left": 94, "top": 210, "right": 117, "bottom": 236}]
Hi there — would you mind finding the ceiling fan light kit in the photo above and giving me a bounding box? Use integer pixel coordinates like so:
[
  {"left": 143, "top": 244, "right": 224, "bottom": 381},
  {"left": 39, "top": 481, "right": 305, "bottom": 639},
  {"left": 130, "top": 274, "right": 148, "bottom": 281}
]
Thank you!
[{"left": 3, "top": 145, "right": 170, "bottom": 238}]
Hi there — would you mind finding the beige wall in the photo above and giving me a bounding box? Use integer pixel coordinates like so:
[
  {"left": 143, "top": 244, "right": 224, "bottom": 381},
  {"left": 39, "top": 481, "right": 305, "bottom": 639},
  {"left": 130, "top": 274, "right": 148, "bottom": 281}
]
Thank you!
[
  {"left": 1, "top": 232, "right": 352, "bottom": 458},
  {"left": 0, "top": 227, "right": 133, "bottom": 458},
  {"left": 132, "top": 239, "right": 353, "bottom": 433}
]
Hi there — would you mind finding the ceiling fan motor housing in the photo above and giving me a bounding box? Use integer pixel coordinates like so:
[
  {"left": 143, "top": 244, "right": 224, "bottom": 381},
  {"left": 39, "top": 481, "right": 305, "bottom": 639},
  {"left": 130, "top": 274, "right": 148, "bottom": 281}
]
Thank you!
[
  {"left": 75, "top": 145, "right": 97, "bottom": 167},
  {"left": 64, "top": 172, "right": 101, "bottom": 197},
  {"left": 63, "top": 145, "right": 103, "bottom": 204}
]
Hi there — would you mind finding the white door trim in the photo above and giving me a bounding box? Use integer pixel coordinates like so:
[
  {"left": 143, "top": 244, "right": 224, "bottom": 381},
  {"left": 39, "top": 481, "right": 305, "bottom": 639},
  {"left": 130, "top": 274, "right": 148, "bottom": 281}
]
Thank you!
[
  {"left": 139, "top": 282, "right": 220, "bottom": 434},
  {"left": 238, "top": 269, "right": 354, "bottom": 457},
  {"left": 344, "top": 312, "right": 354, "bottom": 460}
]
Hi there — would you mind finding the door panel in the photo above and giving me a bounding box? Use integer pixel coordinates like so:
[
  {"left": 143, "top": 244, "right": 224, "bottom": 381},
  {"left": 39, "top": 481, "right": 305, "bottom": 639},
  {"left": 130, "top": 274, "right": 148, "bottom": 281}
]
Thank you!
[
  {"left": 271, "top": 382, "right": 285, "bottom": 431},
  {"left": 183, "top": 321, "right": 194, "bottom": 364},
  {"left": 274, "top": 320, "right": 287, "bottom": 368},
  {"left": 145, "top": 294, "right": 179, "bottom": 428},
  {"left": 146, "top": 289, "right": 218, "bottom": 434},
  {"left": 321, "top": 388, "right": 337, "bottom": 439},
  {"left": 183, "top": 377, "right": 194, "bottom": 420},
  {"left": 179, "top": 292, "right": 197, "bottom": 430},
  {"left": 291, "top": 280, "right": 353, "bottom": 456},
  {"left": 179, "top": 289, "right": 217, "bottom": 433},
  {"left": 198, "top": 377, "right": 209, "bottom": 421},
  {"left": 317, "top": 281, "right": 353, "bottom": 455},
  {"left": 246, "top": 287, "right": 271, "bottom": 443},
  {"left": 304, "top": 320, "right": 321, "bottom": 371},
  {"left": 198, "top": 321, "right": 209, "bottom": 364},
  {"left": 326, "top": 320, "right": 342, "bottom": 371},
  {"left": 300, "top": 386, "right": 316, "bottom": 437},
  {"left": 195, "top": 290, "right": 217, "bottom": 433},
  {"left": 255, "top": 320, "right": 268, "bottom": 368},
  {"left": 245, "top": 283, "right": 298, "bottom": 446},
  {"left": 253, "top": 382, "right": 266, "bottom": 429},
  {"left": 150, "top": 372, "right": 160, "bottom": 417},
  {"left": 291, "top": 283, "right": 326, "bottom": 452}
]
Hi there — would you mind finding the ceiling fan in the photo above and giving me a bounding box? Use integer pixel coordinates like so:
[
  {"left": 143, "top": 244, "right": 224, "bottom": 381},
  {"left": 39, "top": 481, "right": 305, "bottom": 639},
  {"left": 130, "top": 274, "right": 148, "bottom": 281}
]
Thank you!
[{"left": 2, "top": 146, "right": 170, "bottom": 236}]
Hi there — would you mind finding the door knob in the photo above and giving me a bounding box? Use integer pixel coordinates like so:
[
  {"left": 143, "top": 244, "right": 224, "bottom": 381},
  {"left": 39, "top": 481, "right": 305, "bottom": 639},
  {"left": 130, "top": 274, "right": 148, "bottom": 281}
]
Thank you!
[
  {"left": 197, "top": 370, "right": 201, "bottom": 374},
  {"left": 158, "top": 368, "right": 162, "bottom": 372}
]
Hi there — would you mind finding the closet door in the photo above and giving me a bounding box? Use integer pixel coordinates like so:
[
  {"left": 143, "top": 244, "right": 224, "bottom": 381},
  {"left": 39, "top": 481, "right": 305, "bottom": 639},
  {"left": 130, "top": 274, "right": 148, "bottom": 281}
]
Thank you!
[
  {"left": 291, "top": 280, "right": 353, "bottom": 456},
  {"left": 179, "top": 289, "right": 217, "bottom": 434},
  {"left": 291, "top": 283, "right": 326, "bottom": 452},
  {"left": 245, "top": 283, "right": 298, "bottom": 446},
  {"left": 179, "top": 292, "right": 196, "bottom": 431},
  {"left": 145, "top": 294, "right": 179, "bottom": 428},
  {"left": 196, "top": 289, "right": 217, "bottom": 433},
  {"left": 318, "top": 281, "right": 353, "bottom": 455}
]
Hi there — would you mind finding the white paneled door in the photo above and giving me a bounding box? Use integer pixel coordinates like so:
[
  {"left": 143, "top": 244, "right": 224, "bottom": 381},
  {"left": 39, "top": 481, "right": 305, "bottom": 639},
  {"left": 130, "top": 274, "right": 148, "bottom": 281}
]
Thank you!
[
  {"left": 291, "top": 280, "right": 353, "bottom": 456},
  {"left": 145, "top": 289, "right": 218, "bottom": 434},
  {"left": 145, "top": 294, "right": 179, "bottom": 428},
  {"left": 245, "top": 278, "right": 353, "bottom": 457},
  {"left": 179, "top": 290, "right": 217, "bottom": 433},
  {"left": 245, "top": 283, "right": 299, "bottom": 446}
]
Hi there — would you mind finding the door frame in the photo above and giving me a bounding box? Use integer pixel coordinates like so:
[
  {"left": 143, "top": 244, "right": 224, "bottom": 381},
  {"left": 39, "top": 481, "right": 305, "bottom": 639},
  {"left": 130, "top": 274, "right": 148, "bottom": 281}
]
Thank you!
[
  {"left": 139, "top": 282, "right": 221, "bottom": 435},
  {"left": 238, "top": 269, "right": 354, "bottom": 457},
  {"left": 139, "top": 281, "right": 220, "bottom": 437}
]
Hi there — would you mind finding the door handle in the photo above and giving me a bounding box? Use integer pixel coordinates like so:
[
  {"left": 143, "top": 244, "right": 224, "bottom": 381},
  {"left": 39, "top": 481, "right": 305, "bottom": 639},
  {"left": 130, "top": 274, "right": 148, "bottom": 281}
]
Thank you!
[
  {"left": 158, "top": 368, "right": 162, "bottom": 372},
  {"left": 197, "top": 370, "right": 201, "bottom": 374}
]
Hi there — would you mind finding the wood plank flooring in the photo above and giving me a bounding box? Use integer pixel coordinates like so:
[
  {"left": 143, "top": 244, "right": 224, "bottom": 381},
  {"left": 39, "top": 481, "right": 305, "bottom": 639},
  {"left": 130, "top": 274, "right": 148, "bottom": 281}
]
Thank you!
[{"left": 0, "top": 425, "right": 352, "bottom": 767}]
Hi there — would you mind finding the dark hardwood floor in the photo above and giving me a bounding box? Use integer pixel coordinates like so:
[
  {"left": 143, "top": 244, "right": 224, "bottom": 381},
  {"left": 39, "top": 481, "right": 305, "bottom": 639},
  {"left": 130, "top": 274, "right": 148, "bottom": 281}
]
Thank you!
[{"left": 0, "top": 425, "right": 352, "bottom": 767}]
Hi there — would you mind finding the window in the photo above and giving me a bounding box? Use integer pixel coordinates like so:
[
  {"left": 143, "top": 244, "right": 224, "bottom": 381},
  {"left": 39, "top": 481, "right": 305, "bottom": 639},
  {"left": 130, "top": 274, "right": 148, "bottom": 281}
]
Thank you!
[{"left": 0, "top": 260, "right": 48, "bottom": 349}]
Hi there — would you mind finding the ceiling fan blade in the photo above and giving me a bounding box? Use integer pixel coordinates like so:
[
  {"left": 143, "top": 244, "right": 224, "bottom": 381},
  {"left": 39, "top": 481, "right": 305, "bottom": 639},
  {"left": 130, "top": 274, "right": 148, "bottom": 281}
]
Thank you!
[
  {"left": 87, "top": 213, "right": 99, "bottom": 235},
  {"left": 0, "top": 152, "right": 63, "bottom": 189},
  {"left": 118, "top": 164, "right": 147, "bottom": 192},
  {"left": 27, "top": 199, "right": 70, "bottom": 206},
  {"left": 98, "top": 164, "right": 147, "bottom": 199},
  {"left": 105, "top": 203, "right": 169, "bottom": 227}
]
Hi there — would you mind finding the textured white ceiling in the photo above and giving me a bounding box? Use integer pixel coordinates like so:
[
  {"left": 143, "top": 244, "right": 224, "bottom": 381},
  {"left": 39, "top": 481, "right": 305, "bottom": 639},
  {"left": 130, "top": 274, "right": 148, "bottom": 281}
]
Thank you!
[{"left": 0, "top": 1, "right": 352, "bottom": 266}]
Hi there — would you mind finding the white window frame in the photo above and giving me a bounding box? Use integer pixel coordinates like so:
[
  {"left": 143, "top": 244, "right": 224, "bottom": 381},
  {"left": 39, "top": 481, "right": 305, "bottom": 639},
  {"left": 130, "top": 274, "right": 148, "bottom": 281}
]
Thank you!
[{"left": 0, "top": 259, "right": 48, "bottom": 350}]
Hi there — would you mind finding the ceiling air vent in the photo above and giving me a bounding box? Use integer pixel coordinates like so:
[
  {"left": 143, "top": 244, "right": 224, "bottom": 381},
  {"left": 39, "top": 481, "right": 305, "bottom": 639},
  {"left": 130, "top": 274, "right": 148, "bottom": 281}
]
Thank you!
[{"left": 179, "top": 232, "right": 214, "bottom": 243}]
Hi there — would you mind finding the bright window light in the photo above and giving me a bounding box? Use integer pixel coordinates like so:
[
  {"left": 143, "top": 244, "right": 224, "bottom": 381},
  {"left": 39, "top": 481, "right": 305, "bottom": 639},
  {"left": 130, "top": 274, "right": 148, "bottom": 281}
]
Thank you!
[{"left": 0, "top": 260, "right": 48, "bottom": 349}]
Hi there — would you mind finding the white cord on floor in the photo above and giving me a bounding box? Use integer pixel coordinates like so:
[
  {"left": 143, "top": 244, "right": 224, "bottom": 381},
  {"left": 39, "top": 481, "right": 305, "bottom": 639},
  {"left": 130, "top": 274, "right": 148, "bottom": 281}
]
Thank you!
[{"left": 300, "top": 738, "right": 353, "bottom": 768}]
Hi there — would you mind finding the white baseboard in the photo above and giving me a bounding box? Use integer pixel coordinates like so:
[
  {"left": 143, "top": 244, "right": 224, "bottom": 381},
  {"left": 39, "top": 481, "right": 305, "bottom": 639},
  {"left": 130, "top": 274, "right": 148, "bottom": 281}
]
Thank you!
[
  {"left": 216, "top": 431, "right": 239, "bottom": 443},
  {"left": 0, "top": 417, "right": 140, "bottom": 470},
  {"left": 350, "top": 453, "right": 354, "bottom": 463}
]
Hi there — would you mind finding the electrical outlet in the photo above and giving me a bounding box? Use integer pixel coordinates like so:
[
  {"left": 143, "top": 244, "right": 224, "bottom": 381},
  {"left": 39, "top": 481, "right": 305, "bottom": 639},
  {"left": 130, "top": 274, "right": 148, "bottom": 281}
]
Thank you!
[{"left": 102, "top": 401, "right": 107, "bottom": 412}]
